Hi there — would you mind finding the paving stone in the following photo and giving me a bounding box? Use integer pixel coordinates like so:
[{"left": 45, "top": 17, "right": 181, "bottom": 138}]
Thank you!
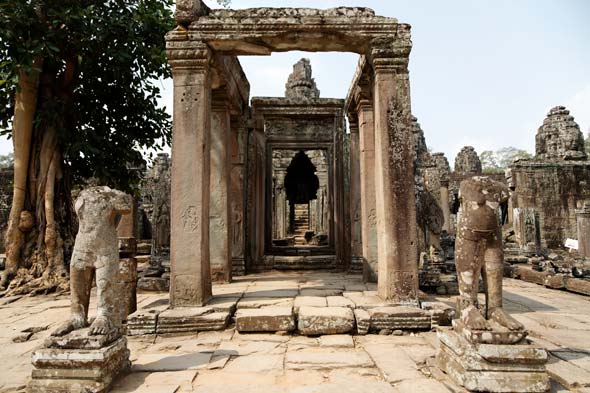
[
  {"left": 546, "top": 354, "right": 590, "bottom": 389},
  {"left": 326, "top": 296, "right": 355, "bottom": 308},
  {"left": 394, "top": 379, "right": 451, "bottom": 392},
  {"left": 294, "top": 296, "right": 327, "bottom": 311},
  {"left": 288, "top": 381, "right": 397, "bottom": 393},
  {"left": 206, "top": 296, "right": 240, "bottom": 314},
  {"left": 132, "top": 352, "right": 212, "bottom": 371},
  {"left": 244, "top": 289, "right": 299, "bottom": 298},
  {"left": 285, "top": 348, "right": 374, "bottom": 370},
  {"left": 235, "top": 307, "right": 295, "bottom": 332},
  {"left": 363, "top": 343, "right": 424, "bottom": 383},
  {"left": 297, "top": 306, "right": 355, "bottom": 335},
  {"left": 217, "top": 339, "right": 285, "bottom": 356},
  {"left": 319, "top": 335, "right": 354, "bottom": 348},
  {"left": 224, "top": 354, "right": 284, "bottom": 373},
  {"left": 300, "top": 288, "right": 343, "bottom": 297}
]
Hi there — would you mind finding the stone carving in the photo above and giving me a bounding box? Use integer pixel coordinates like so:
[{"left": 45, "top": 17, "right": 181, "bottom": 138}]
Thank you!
[
  {"left": 285, "top": 58, "right": 320, "bottom": 100},
  {"left": 181, "top": 205, "right": 199, "bottom": 232},
  {"left": 455, "top": 177, "right": 524, "bottom": 340},
  {"left": 454, "top": 146, "right": 482, "bottom": 174},
  {"left": 535, "top": 105, "right": 587, "bottom": 160},
  {"left": 52, "top": 186, "right": 131, "bottom": 337},
  {"left": 437, "top": 177, "right": 549, "bottom": 392}
]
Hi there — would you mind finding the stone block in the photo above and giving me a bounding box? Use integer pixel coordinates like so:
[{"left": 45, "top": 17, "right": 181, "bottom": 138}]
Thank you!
[
  {"left": 436, "top": 329, "right": 549, "bottom": 392},
  {"left": 127, "top": 307, "right": 164, "bottom": 336},
  {"left": 514, "top": 265, "right": 547, "bottom": 286},
  {"left": 319, "top": 335, "right": 354, "bottom": 348},
  {"left": 354, "top": 309, "right": 370, "bottom": 335},
  {"left": 157, "top": 307, "right": 230, "bottom": 334},
  {"left": 30, "top": 336, "right": 130, "bottom": 393},
  {"left": 326, "top": 296, "right": 355, "bottom": 308},
  {"left": 294, "top": 296, "right": 327, "bottom": 312},
  {"left": 235, "top": 307, "right": 295, "bottom": 332},
  {"left": 285, "top": 348, "right": 373, "bottom": 370},
  {"left": 137, "top": 277, "right": 169, "bottom": 292},
  {"left": 45, "top": 328, "right": 120, "bottom": 350},
  {"left": 544, "top": 274, "right": 565, "bottom": 289},
  {"left": 564, "top": 277, "right": 590, "bottom": 296},
  {"left": 297, "top": 306, "right": 355, "bottom": 335},
  {"left": 368, "top": 306, "right": 431, "bottom": 331}
]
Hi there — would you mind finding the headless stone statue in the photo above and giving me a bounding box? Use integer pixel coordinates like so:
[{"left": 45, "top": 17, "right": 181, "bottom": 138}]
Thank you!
[
  {"left": 455, "top": 177, "right": 524, "bottom": 340},
  {"left": 53, "top": 186, "right": 131, "bottom": 337}
]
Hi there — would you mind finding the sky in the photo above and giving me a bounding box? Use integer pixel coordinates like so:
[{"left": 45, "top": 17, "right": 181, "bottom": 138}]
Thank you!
[{"left": 1, "top": 0, "right": 588, "bottom": 167}]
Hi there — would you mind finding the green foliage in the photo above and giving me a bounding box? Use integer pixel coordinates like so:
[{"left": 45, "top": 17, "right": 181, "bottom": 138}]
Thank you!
[
  {"left": 0, "top": 152, "right": 13, "bottom": 169},
  {"left": 480, "top": 147, "right": 532, "bottom": 172},
  {"left": 0, "top": 0, "right": 174, "bottom": 193}
]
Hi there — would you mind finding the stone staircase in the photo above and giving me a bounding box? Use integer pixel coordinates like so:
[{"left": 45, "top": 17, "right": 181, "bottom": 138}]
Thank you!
[{"left": 292, "top": 203, "right": 310, "bottom": 245}]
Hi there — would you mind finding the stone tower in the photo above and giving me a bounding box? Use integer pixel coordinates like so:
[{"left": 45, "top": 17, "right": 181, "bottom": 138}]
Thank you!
[
  {"left": 285, "top": 58, "right": 320, "bottom": 100},
  {"left": 535, "top": 106, "right": 586, "bottom": 160},
  {"left": 454, "top": 146, "right": 482, "bottom": 174}
]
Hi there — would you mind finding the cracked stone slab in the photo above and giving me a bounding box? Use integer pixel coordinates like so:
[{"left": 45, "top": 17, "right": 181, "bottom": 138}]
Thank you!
[
  {"left": 235, "top": 307, "right": 295, "bottom": 332},
  {"left": 297, "top": 306, "right": 355, "bottom": 335},
  {"left": 285, "top": 348, "right": 373, "bottom": 370}
]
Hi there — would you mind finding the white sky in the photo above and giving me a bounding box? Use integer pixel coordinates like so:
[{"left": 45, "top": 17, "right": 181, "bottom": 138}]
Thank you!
[{"left": 1, "top": 0, "right": 588, "bottom": 167}]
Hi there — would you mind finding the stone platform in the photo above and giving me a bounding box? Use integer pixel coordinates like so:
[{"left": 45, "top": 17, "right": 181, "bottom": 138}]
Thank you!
[
  {"left": 127, "top": 272, "right": 454, "bottom": 336},
  {"left": 436, "top": 328, "right": 549, "bottom": 392},
  {"left": 29, "top": 329, "right": 130, "bottom": 393}
]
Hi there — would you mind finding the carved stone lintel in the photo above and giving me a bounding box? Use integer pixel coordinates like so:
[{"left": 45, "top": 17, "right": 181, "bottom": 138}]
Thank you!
[
  {"left": 370, "top": 38, "right": 412, "bottom": 74},
  {"left": 175, "top": 0, "right": 210, "bottom": 26},
  {"left": 166, "top": 37, "right": 211, "bottom": 73}
]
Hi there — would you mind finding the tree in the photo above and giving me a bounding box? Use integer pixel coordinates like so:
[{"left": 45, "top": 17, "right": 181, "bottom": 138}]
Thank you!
[
  {"left": 0, "top": 0, "right": 174, "bottom": 294},
  {"left": 585, "top": 129, "right": 589, "bottom": 155},
  {"left": 0, "top": 153, "right": 13, "bottom": 169},
  {"left": 480, "top": 147, "right": 532, "bottom": 174}
]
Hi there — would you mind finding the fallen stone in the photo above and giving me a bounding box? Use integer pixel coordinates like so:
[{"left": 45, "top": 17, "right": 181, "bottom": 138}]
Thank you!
[
  {"left": 297, "top": 306, "right": 355, "bottom": 335},
  {"left": 235, "top": 307, "right": 295, "bottom": 332},
  {"left": 368, "top": 306, "right": 431, "bottom": 331},
  {"left": 354, "top": 309, "right": 370, "bottom": 335},
  {"left": 157, "top": 307, "right": 230, "bottom": 334}
]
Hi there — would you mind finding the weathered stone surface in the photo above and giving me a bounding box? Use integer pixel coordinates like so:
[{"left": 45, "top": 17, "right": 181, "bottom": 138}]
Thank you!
[
  {"left": 436, "top": 329, "right": 549, "bottom": 392},
  {"left": 157, "top": 307, "right": 230, "bottom": 334},
  {"left": 368, "top": 306, "right": 431, "bottom": 331},
  {"left": 285, "top": 58, "right": 319, "bottom": 100},
  {"left": 285, "top": 348, "right": 373, "bottom": 370},
  {"left": 297, "top": 306, "right": 355, "bottom": 335},
  {"left": 319, "top": 335, "right": 354, "bottom": 348},
  {"left": 30, "top": 337, "right": 130, "bottom": 393},
  {"left": 535, "top": 106, "right": 586, "bottom": 160},
  {"left": 354, "top": 309, "right": 370, "bottom": 335},
  {"left": 45, "top": 328, "right": 120, "bottom": 350},
  {"left": 235, "top": 307, "right": 295, "bottom": 332},
  {"left": 52, "top": 187, "right": 132, "bottom": 338},
  {"left": 326, "top": 296, "right": 355, "bottom": 308},
  {"left": 294, "top": 296, "right": 327, "bottom": 312},
  {"left": 454, "top": 146, "right": 482, "bottom": 174}
]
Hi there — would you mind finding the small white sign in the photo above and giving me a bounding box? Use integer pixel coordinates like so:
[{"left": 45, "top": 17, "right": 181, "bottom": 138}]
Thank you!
[{"left": 565, "top": 238, "right": 579, "bottom": 250}]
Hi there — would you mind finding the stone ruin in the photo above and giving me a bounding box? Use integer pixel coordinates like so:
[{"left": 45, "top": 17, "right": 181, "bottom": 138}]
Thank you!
[
  {"left": 503, "top": 105, "right": 590, "bottom": 296},
  {"left": 285, "top": 58, "right": 320, "bottom": 100},
  {"left": 454, "top": 146, "right": 482, "bottom": 174}
]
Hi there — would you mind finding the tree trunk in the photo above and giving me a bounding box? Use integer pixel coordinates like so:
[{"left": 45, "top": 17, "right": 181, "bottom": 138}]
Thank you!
[{"left": 1, "top": 62, "right": 75, "bottom": 296}]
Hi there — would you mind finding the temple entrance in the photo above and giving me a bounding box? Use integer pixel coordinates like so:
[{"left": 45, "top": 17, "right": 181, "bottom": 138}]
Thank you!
[{"left": 274, "top": 150, "right": 330, "bottom": 248}]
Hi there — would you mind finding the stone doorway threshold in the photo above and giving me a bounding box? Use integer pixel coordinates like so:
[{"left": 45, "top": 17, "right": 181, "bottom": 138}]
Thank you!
[{"left": 128, "top": 272, "right": 454, "bottom": 337}]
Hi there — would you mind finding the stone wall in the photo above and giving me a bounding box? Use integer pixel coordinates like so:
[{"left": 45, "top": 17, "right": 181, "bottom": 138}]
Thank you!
[{"left": 510, "top": 160, "right": 590, "bottom": 249}]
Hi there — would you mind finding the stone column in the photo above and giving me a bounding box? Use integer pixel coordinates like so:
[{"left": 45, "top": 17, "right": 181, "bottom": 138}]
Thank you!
[
  {"left": 358, "top": 100, "right": 378, "bottom": 282},
  {"left": 440, "top": 180, "right": 451, "bottom": 233},
  {"left": 167, "top": 38, "right": 212, "bottom": 307},
  {"left": 209, "top": 90, "right": 232, "bottom": 283},
  {"left": 349, "top": 118, "right": 363, "bottom": 269},
  {"left": 372, "top": 40, "right": 418, "bottom": 303},
  {"left": 576, "top": 201, "right": 590, "bottom": 258},
  {"left": 230, "top": 120, "right": 246, "bottom": 276}
]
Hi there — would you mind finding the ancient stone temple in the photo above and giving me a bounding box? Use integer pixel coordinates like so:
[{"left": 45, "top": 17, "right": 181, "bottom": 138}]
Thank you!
[
  {"left": 166, "top": 2, "right": 419, "bottom": 309},
  {"left": 508, "top": 106, "right": 590, "bottom": 250}
]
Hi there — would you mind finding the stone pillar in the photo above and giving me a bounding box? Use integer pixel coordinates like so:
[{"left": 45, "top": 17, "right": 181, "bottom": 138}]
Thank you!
[
  {"left": 358, "top": 100, "right": 378, "bottom": 282},
  {"left": 349, "top": 118, "right": 363, "bottom": 269},
  {"left": 440, "top": 180, "right": 451, "bottom": 233},
  {"left": 167, "top": 38, "right": 212, "bottom": 307},
  {"left": 576, "top": 201, "right": 590, "bottom": 258},
  {"left": 210, "top": 90, "right": 232, "bottom": 283},
  {"left": 230, "top": 120, "right": 246, "bottom": 276},
  {"left": 372, "top": 40, "right": 418, "bottom": 303}
]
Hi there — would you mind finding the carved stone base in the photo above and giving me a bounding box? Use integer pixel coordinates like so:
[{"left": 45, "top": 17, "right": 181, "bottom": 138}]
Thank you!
[
  {"left": 368, "top": 306, "right": 432, "bottom": 331},
  {"left": 30, "top": 335, "right": 129, "bottom": 393},
  {"left": 453, "top": 318, "right": 527, "bottom": 344},
  {"left": 436, "top": 329, "right": 549, "bottom": 392},
  {"left": 156, "top": 307, "right": 230, "bottom": 334}
]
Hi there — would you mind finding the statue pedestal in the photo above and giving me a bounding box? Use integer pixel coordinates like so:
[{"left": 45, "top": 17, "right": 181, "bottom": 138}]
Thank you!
[
  {"left": 436, "top": 327, "right": 549, "bottom": 392},
  {"left": 29, "top": 329, "right": 130, "bottom": 393}
]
